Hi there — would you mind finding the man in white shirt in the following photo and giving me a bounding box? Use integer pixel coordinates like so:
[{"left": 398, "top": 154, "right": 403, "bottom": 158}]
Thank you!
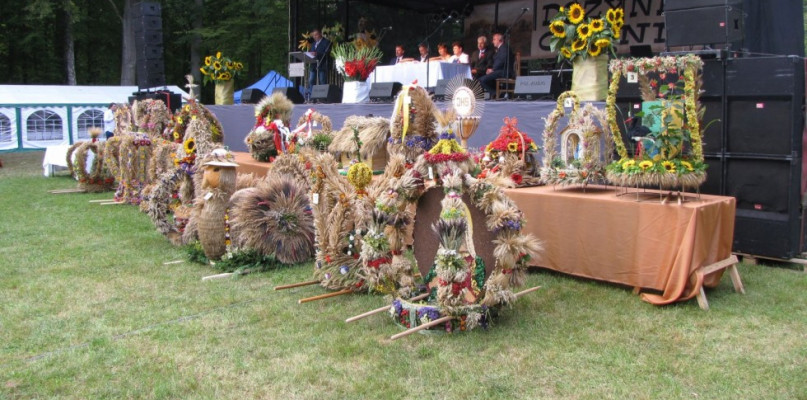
[
  {"left": 417, "top": 43, "right": 430, "bottom": 62},
  {"left": 103, "top": 103, "right": 116, "bottom": 139},
  {"left": 449, "top": 41, "right": 469, "bottom": 64}
]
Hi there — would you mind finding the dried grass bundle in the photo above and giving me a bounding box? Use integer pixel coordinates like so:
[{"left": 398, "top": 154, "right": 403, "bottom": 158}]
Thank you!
[{"left": 229, "top": 174, "right": 315, "bottom": 264}]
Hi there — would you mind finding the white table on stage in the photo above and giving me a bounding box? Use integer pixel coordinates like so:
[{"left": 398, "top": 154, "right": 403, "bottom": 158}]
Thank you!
[{"left": 370, "top": 62, "right": 471, "bottom": 87}]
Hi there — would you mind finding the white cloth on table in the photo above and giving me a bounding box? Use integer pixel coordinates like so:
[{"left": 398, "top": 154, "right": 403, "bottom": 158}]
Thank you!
[{"left": 369, "top": 62, "right": 471, "bottom": 87}]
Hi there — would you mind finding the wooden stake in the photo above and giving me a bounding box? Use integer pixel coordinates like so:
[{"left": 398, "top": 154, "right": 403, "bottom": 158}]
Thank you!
[
  {"left": 345, "top": 292, "right": 430, "bottom": 323},
  {"left": 514, "top": 286, "right": 542, "bottom": 298},
  {"left": 390, "top": 316, "right": 453, "bottom": 341},
  {"left": 202, "top": 272, "right": 234, "bottom": 281},
  {"left": 49, "top": 188, "right": 86, "bottom": 194},
  {"left": 99, "top": 201, "right": 125, "bottom": 205},
  {"left": 298, "top": 289, "right": 352, "bottom": 304},
  {"left": 274, "top": 280, "right": 320, "bottom": 290},
  {"left": 163, "top": 260, "right": 184, "bottom": 265},
  {"left": 89, "top": 199, "right": 114, "bottom": 203}
]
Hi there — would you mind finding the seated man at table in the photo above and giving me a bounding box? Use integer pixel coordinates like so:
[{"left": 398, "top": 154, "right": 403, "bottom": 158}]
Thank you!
[
  {"left": 478, "top": 33, "right": 514, "bottom": 97},
  {"left": 470, "top": 35, "right": 493, "bottom": 80},
  {"left": 449, "top": 41, "right": 469, "bottom": 64},
  {"left": 416, "top": 43, "right": 430, "bottom": 63},
  {"left": 389, "top": 44, "right": 412, "bottom": 65}
]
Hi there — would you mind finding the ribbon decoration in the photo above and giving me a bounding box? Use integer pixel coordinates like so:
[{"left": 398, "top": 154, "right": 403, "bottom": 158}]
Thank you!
[{"left": 394, "top": 82, "right": 417, "bottom": 141}]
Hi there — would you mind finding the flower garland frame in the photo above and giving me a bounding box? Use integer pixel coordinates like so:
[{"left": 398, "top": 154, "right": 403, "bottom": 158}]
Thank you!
[{"left": 604, "top": 55, "right": 707, "bottom": 189}]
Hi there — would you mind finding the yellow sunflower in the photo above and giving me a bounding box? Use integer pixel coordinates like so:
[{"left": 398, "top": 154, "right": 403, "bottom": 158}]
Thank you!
[
  {"left": 216, "top": 51, "right": 222, "bottom": 59},
  {"left": 560, "top": 47, "right": 572, "bottom": 59},
  {"left": 614, "top": 8, "right": 624, "bottom": 22},
  {"left": 595, "top": 38, "right": 611, "bottom": 48},
  {"left": 218, "top": 71, "right": 232, "bottom": 81},
  {"left": 172, "top": 130, "right": 180, "bottom": 140},
  {"left": 508, "top": 142, "right": 519, "bottom": 152},
  {"left": 235, "top": 62, "right": 244, "bottom": 70},
  {"left": 576, "top": 23, "right": 591, "bottom": 40},
  {"left": 212, "top": 61, "right": 222, "bottom": 71},
  {"left": 568, "top": 3, "right": 585, "bottom": 24},
  {"left": 621, "top": 159, "right": 635, "bottom": 170},
  {"left": 550, "top": 20, "right": 566, "bottom": 38},
  {"left": 183, "top": 137, "right": 196, "bottom": 154},
  {"left": 204, "top": 56, "right": 212, "bottom": 66},
  {"left": 661, "top": 161, "right": 676, "bottom": 172},
  {"left": 199, "top": 67, "right": 208, "bottom": 75},
  {"left": 588, "top": 42, "right": 602, "bottom": 57},
  {"left": 606, "top": 9, "right": 616, "bottom": 24},
  {"left": 590, "top": 18, "right": 604, "bottom": 32},
  {"left": 571, "top": 38, "right": 587, "bottom": 52},
  {"left": 681, "top": 160, "right": 694, "bottom": 171},
  {"left": 639, "top": 160, "right": 654, "bottom": 170},
  {"left": 612, "top": 21, "right": 623, "bottom": 39}
]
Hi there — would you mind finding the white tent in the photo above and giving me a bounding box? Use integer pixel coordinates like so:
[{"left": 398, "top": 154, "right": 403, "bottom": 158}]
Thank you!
[{"left": 0, "top": 85, "right": 189, "bottom": 151}]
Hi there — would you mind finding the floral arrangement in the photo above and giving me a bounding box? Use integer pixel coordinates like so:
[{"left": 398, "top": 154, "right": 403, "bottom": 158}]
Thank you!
[
  {"left": 199, "top": 52, "right": 244, "bottom": 85},
  {"left": 604, "top": 55, "right": 708, "bottom": 189},
  {"left": 549, "top": 3, "right": 624, "bottom": 61},
  {"left": 485, "top": 117, "right": 538, "bottom": 157},
  {"left": 332, "top": 42, "right": 383, "bottom": 82}
]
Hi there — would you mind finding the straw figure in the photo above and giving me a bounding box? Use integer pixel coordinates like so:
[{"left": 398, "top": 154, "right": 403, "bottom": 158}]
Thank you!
[
  {"left": 387, "top": 84, "right": 439, "bottom": 161},
  {"left": 290, "top": 108, "right": 334, "bottom": 153},
  {"left": 244, "top": 92, "right": 294, "bottom": 162},
  {"left": 68, "top": 128, "right": 115, "bottom": 192},
  {"left": 183, "top": 149, "right": 240, "bottom": 260}
]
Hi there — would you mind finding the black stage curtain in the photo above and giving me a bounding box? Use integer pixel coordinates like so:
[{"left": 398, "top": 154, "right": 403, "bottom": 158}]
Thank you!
[{"left": 742, "top": 0, "right": 804, "bottom": 57}]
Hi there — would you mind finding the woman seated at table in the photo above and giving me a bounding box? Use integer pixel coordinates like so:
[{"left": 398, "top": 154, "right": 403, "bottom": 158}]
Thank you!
[
  {"left": 429, "top": 43, "right": 452, "bottom": 62},
  {"left": 448, "top": 41, "right": 469, "bottom": 64}
]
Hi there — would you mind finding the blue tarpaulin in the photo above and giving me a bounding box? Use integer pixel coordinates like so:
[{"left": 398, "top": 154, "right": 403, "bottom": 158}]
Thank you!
[{"left": 234, "top": 71, "right": 299, "bottom": 104}]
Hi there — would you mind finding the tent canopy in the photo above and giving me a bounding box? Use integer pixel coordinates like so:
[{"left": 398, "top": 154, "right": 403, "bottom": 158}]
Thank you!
[
  {"left": 234, "top": 71, "right": 296, "bottom": 103},
  {"left": 0, "top": 85, "right": 189, "bottom": 106}
]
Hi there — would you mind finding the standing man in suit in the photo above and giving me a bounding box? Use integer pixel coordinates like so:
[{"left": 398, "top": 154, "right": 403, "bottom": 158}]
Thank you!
[
  {"left": 478, "top": 33, "right": 514, "bottom": 97},
  {"left": 308, "top": 28, "right": 331, "bottom": 93},
  {"left": 470, "top": 35, "right": 492, "bottom": 80}
]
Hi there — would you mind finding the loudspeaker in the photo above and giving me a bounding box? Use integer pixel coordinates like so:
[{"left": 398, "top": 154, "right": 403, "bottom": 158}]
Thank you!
[
  {"left": 310, "top": 84, "right": 341, "bottom": 103},
  {"left": 664, "top": 0, "right": 741, "bottom": 11},
  {"left": 133, "top": 2, "right": 164, "bottom": 89},
  {"left": 514, "top": 75, "right": 554, "bottom": 100},
  {"left": 241, "top": 89, "right": 266, "bottom": 104},
  {"left": 434, "top": 79, "right": 449, "bottom": 99},
  {"left": 128, "top": 90, "right": 181, "bottom": 113},
  {"left": 665, "top": 3, "right": 744, "bottom": 48},
  {"left": 369, "top": 82, "right": 403, "bottom": 102},
  {"left": 272, "top": 86, "right": 305, "bottom": 104}
]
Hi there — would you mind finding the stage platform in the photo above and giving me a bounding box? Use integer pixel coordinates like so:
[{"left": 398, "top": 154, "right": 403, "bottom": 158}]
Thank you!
[{"left": 208, "top": 100, "right": 602, "bottom": 154}]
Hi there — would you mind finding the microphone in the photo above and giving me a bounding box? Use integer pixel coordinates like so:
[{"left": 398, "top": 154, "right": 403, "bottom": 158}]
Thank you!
[
  {"left": 442, "top": 14, "right": 453, "bottom": 23},
  {"left": 382, "top": 26, "right": 393, "bottom": 31},
  {"left": 522, "top": 7, "right": 530, "bottom": 11}
]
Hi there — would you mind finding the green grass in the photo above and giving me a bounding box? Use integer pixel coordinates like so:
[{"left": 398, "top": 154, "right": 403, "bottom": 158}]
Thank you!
[{"left": 1, "top": 151, "right": 806, "bottom": 399}]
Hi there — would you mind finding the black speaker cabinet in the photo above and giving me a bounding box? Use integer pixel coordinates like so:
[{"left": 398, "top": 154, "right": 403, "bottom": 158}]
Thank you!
[
  {"left": 311, "top": 84, "right": 341, "bottom": 103},
  {"left": 665, "top": 4, "right": 744, "bottom": 48},
  {"left": 369, "top": 82, "right": 403, "bottom": 102},
  {"left": 272, "top": 86, "right": 305, "bottom": 104},
  {"left": 434, "top": 79, "right": 449, "bottom": 99},
  {"left": 133, "top": 2, "right": 164, "bottom": 89},
  {"left": 128, "top": 90, "right": 181, "bottom": 113},
  {"left": 241, "top": 89, "right": 266, "bottom": 104}
]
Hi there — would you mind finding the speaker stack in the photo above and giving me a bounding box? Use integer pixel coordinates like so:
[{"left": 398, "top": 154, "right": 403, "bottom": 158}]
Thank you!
[
  {"left": 662, "top": 0, "right": 807, "bottom": 259},
  {"left": 310, "top": 84, "right": 342, "bottom": 103},
  {"left": 133, "top": 2, "right": 165, "bottom": 89},
  {"left": 369, "top": 82, "right": 403, "bottom": 103}
]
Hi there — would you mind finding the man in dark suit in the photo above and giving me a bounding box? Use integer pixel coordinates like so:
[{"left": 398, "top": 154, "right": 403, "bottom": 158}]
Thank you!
[
  {"left": 478, "top": 33, "right": 514, "bottom": 97},
  {"left": 389, "top": 45, "right": 407, "bottom": 65},
  {"left": 307, "top": 29, "right": 331, "bottom": 92},
  {"left": 470, "top": 35, "right": 492, "bottom": 80}
]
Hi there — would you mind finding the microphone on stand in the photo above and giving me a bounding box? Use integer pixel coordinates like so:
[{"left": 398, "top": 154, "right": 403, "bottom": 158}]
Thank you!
[
  {"left": 381, "top": 26, "right": 393, "bottom": 31},
  {"left": 521, "top": 7, "right": 530, "bottom": 11}
]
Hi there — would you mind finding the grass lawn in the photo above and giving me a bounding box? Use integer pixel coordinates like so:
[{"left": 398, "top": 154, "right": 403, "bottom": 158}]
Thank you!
[{"left": 1, "top": 151, "right": 806, "bottom": 399}]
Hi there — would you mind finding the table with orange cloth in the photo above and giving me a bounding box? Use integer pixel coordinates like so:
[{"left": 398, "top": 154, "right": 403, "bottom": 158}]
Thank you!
[{"left": 503, "top": 185, "right": 736, "bottom": 305}]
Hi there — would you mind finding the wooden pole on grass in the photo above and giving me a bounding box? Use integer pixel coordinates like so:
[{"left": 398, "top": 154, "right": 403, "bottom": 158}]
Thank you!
[
  {"left": 514, "top": 286, "right": 542, "bottom": 298},
  {"left": 298, "top": 288, "right": 352, "bottom": 304},
  {"left": 390, "top": 315, "right": 454, "bottom": 341},
  {"left": 89, "top": 198, "right": 115, "bottom": 203},
  {"left": 49, "top": 188, "right": 86, "bottom": 194},
  {"left": 345, "top": 292, "right": 431, "bottom": 323},
  {"left": 274, "top": 280, "right": 320, "bottom": 290}
]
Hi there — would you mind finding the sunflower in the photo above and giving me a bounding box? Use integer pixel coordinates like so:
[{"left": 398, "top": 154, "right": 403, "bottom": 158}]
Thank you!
[
  {"left": 571, "top": 38, "right": 587, "bottom": 52},
  {"left": 588, "top": 42, "right": 602, "bottom": 57},
  {"left": 218, "top": 71, "right": 232, "bottom": 81},
  {"left": 199, "top": 67, "right": 208, "bottom": 75},
  {"left": 680, "top": 160, "right": 694, "bottom": 171},
  {"left": 639, "top": 160, "right": 653, "bottom": 170},
  {"left": 576, "top": 23, "right": 591, "bottom": 40},
  {"left": 590, "top": 18, "right": 604, "bottom": 32},
  {"left": 595, "top": 38, "right": 611, "bottom": 48},
  {"left": 235, "top": 62, "right": 244, "bottom": 70},
  {"left": 212, "top": 61, "right": 222, "bottom": 71},
  {"left": 661, "top": 161, "right": 676, "bottom": 172},
  {"left": 612, "top": 21, "right": 623, "bottom": 39},
  {"left": 173, "top": 130, "right": 180, "bottom": 140},
  {"left": 204, "top": 56, "right": 212, "bottom": 66},
  {"left": 507, "top": 142, "right": 518, "bottom": 152},
  {"left": 183, "top": 137, "right": 196, "bottom": 154},
  {"left": 216, "top": 51, "right": 222, "bottom": 59},
  {"left": 550, "top": 20, "right": 566, "bottom": 38},
  {"left": 614, "top": 8, "right": 624, "bottom": 22},
  {"left": 560, "top": 47, "right": 572, "bottom": 59},
  {"left": 621, "top": 159, "right": 635, "bottom": 170},
  {"left": 568, "top": 3, "right": 585, "bottom": 24},
  {"left": 606, "top": 8, "right": 617, "bottom": 24}
]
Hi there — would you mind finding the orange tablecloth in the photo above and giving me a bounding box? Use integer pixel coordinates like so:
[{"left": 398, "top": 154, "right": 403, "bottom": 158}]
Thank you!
[
  {"left": 234, "top": 151, "right": 271, "bottom": 177},
  {"left": 504, "top": 185, "right": 736, "bottom": 305}
]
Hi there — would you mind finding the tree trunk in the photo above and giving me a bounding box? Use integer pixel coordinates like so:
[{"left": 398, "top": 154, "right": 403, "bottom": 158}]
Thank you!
[
  {"left": 189, "top": 0, "right": 203, "bottom": 97},
  {"left": 64, "top": 0, "right": 76, "bottom": 85},
  {"left": 120, "top": 0, "right": 136, "bottom": 85}
]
